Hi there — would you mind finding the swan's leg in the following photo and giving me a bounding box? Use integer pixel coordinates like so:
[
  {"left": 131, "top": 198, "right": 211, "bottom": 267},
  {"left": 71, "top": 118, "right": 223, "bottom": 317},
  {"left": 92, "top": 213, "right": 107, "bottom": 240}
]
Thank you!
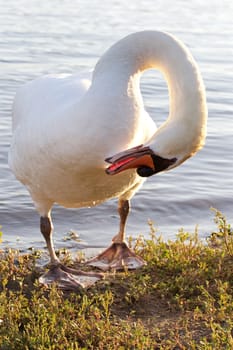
[
  {"left": 86, "top": 199, "right": 145, "bottom": 271},
  {"left": 39, "top": 215, "right": 103, "bottom": 290},
  {"left": 112, "top": 198, "right": 130, "bottom": 243},
  {"left": 40, "top": 216, "right": 58, "bottom": 264}
]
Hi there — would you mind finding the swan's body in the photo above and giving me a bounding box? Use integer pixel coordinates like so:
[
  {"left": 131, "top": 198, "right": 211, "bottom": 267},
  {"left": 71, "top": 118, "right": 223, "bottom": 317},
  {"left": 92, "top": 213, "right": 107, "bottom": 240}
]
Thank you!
[
  {"left": 9, "top": 31, "right": 207, "bottom": 288},
  {"left": 10, "top": 73, "right": 152, "bottom": 212}
]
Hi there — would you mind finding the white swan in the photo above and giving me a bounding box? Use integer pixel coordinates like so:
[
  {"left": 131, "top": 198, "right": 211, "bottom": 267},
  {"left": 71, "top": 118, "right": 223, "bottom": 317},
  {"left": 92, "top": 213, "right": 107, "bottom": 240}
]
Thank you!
[{"left": 9, "top": 31, "right": 207, "bottom": 289}]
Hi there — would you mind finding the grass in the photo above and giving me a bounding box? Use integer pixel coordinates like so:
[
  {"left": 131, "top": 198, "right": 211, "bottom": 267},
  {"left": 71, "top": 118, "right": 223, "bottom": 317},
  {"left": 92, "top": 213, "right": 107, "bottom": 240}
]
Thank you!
[{"left": 0, "top": 209, "right": 232, "bottom": 349}]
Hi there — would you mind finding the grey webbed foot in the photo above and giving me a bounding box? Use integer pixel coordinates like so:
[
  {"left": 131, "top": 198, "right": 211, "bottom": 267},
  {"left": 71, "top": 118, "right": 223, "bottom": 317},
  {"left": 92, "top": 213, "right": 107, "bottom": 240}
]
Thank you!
[{"left": 39, "top": 263, "right": 104, "bottom": 290}]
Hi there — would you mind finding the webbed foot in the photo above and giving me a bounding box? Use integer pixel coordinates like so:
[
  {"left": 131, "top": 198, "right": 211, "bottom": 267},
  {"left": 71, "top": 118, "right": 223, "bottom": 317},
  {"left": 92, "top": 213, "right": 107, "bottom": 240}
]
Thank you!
[
  {"left": 39, "top": 263, "right": 104, "bottom": 290},
  {"left": 85, "top": 242, "right": 145, "bottom": 271}
]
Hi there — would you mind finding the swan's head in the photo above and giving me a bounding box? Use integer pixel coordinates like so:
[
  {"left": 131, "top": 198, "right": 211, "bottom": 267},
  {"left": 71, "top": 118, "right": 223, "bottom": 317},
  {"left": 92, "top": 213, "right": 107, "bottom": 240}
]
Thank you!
[
  {"left": 105, "top": 108, "right": 207, "bottom": 178},
  {"left": 105, "top": 144, "right": 177, "bottom": 177}
]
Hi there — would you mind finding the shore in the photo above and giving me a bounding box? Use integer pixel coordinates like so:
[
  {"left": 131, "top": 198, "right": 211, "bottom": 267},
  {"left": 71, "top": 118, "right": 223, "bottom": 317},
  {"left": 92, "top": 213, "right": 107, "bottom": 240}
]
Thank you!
[{"left": 0, "top": 209, "right": 232, "bottom": 349}]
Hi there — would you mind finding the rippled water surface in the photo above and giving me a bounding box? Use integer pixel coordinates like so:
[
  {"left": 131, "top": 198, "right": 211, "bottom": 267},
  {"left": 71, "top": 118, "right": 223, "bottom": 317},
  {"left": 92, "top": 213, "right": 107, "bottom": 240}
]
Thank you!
[{"left": 0, "top": 0, "right": 233, "bottom": 251}]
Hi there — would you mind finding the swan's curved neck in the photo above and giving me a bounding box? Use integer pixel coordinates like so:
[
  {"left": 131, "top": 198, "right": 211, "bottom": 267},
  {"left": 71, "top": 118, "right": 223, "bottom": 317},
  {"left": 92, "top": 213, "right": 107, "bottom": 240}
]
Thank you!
[
  {"left": 94, "top": 31, "right": 204, "bottom": 118},
  {"left": 94, "top": 31, "right": 207, "bottom": 159}
]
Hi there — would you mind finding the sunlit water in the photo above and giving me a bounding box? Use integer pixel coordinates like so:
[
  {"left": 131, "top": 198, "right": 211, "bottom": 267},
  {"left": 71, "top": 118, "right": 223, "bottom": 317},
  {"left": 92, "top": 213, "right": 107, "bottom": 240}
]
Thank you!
[{"left": 0, "top": 0, "right": 232, "bottom": 253}]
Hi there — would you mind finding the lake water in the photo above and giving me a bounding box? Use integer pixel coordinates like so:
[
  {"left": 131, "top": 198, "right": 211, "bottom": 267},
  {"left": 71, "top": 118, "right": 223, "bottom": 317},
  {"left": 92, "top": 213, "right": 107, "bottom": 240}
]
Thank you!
[{"left": 0, "top": 0, "right": 232, "bottom": 253}]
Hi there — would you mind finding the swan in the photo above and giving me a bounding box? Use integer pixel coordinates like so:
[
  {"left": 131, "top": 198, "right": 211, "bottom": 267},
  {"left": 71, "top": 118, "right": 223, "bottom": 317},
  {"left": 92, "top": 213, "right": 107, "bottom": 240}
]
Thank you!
[{"left": 9, "top": 31, "right": 207, "bottom": 289}]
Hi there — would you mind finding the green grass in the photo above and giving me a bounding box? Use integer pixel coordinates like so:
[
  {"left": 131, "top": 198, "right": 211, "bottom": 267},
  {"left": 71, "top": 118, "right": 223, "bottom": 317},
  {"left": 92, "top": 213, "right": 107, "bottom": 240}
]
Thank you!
[{"left": 0, "top": 209, "right": 233, "bottom": 349}]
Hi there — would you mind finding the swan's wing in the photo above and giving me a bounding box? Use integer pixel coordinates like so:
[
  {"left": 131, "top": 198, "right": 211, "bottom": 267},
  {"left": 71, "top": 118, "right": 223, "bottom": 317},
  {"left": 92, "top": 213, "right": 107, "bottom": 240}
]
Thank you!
[{"left": 12, "top": 72, "right": 92, "bottom": 130}]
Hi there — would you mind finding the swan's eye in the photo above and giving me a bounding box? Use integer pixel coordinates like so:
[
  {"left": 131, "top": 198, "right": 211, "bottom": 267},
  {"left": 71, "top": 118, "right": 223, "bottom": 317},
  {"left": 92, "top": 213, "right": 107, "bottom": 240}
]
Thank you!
[{"left": 137, "top": 155, "right": 177, "bottom": 177}]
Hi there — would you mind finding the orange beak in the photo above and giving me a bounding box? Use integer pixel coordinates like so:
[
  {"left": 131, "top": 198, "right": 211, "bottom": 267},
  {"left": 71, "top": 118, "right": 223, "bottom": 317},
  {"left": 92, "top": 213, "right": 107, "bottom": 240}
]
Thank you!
[{"left": 105, "top": 145, "right": 155, "bottom": 175}]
